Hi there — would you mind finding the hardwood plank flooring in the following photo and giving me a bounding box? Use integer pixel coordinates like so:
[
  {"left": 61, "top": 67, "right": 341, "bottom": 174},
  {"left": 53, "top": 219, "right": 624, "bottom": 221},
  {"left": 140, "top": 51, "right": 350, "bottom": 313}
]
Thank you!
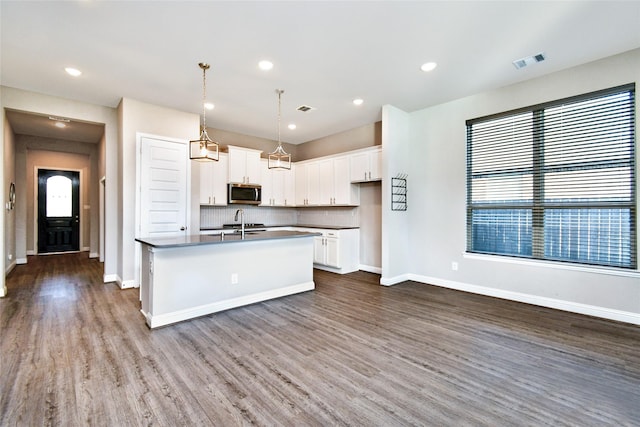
[{"left": 1, "top": 253, "right": 639, "bottom": 426}]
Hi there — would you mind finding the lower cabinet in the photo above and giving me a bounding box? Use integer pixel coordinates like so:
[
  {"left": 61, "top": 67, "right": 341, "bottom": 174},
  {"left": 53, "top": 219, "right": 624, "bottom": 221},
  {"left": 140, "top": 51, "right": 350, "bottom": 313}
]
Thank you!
[
  {"left": 295, "top": 227, "right": 359, "bottom": 274},
  {"left": 314, "top": 234, "right": 339, "bottom": 267}
]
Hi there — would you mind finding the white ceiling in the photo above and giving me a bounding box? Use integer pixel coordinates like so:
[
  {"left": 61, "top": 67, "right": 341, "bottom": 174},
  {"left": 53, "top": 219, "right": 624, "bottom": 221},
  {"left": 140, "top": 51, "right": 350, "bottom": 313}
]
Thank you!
[{"left": 2, "top": 1, "right": 639, "bottom": 145}]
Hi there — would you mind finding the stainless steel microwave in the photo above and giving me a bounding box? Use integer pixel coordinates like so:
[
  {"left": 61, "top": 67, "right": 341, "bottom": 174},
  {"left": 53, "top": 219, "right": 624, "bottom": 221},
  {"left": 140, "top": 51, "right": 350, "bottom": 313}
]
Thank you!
[{"left": 228, "top": 183, "right": 261, "bottom": 205}]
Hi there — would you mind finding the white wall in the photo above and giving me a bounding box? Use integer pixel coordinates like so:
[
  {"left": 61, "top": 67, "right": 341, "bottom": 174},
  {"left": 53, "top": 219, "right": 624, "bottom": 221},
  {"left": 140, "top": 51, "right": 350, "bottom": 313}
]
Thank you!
[
  {"left": 381, "top": 105, "right": 412, "bottom": 284},
  {"left": 118, "top": 98, "right": 199, "bottom": 288},
  {"left": 383, "top": 48, "right": 640, "bottom": 324}
]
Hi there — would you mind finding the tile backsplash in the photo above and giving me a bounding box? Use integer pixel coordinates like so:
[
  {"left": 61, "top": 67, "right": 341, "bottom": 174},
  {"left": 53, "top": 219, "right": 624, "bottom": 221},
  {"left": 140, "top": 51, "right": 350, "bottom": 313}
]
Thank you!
[{"left": 200, "top": 206, "right": 359, "bottom": 228}]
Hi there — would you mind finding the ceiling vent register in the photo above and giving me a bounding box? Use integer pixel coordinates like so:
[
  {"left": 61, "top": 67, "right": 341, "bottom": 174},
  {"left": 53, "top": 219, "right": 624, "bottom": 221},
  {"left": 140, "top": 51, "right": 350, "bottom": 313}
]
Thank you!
[{"left": 512, "top": 52, "right": 546, "bottom": 69}]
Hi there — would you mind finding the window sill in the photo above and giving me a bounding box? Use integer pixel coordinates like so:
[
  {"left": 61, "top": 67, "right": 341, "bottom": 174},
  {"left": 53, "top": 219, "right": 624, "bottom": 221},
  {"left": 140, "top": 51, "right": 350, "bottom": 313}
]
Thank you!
[{"left": 463, "top": 252, "right": 640, "bottom": 279}]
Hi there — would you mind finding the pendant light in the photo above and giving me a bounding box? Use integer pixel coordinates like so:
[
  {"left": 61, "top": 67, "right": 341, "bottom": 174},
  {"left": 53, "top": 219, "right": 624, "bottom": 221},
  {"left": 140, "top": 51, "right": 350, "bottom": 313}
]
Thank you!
[
  {"left": 268, "top": 89, "right": 291, "bottom": 170},
  {"left": 190, "top": 62, "right": 219, "bottom": 161}
]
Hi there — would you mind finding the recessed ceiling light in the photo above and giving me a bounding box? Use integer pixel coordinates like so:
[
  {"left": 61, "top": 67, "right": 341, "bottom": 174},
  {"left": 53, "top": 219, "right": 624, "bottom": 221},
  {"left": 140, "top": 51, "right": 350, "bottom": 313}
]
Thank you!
[
  {"left": 204, "top": 102, "right": 215, "bottom": 110},
  {"left": 258, "top": 60, "right": 274, "bottom": 71},
  {"left": 54, "top": 122, "right": 66, "bottom": 128},
  {"left": 420, "top": 62, "right": 437, "bottom": 72},
  {"left": 65, "top": 67, "right": 82, "bottom": 77},
  {"left": 288, "top": 124, "right": 296, "bottom": 130},
  {"left": 353, "top": 98, "right": 364, "bottom": 106}
]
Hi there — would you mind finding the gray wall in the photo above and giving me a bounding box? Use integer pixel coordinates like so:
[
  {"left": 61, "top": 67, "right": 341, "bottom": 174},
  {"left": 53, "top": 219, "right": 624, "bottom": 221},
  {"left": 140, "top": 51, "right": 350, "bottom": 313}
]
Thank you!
[{"left": 296, "top": 122, "right": 381, "bottom": 161}]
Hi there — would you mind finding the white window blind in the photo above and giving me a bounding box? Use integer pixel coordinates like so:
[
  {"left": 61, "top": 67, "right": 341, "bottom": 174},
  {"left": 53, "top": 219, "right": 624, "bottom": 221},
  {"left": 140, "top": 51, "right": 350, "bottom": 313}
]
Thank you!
[{"left": 466, "top": 84, "right": 636, "bottom": 269}]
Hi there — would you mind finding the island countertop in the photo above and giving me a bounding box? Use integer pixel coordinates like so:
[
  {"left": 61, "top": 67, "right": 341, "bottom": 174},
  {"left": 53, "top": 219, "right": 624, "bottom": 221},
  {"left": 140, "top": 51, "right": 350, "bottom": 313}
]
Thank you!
[{"left": 136, "top": 230, "right": 319, "bottom": 249}]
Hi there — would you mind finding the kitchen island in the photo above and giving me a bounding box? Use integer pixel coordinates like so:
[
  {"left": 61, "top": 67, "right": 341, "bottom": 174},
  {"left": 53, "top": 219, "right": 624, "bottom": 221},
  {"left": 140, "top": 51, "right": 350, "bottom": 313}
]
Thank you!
[{"left": 136, "top": 230, "right": 318, "bottom": 328}]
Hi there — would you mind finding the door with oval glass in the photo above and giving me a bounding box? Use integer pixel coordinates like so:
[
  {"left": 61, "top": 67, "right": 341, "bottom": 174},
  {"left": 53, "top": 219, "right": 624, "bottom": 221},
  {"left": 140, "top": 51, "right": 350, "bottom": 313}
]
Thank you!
[{"left": 37, "top": 169, "right": 80, "bottom": 253}]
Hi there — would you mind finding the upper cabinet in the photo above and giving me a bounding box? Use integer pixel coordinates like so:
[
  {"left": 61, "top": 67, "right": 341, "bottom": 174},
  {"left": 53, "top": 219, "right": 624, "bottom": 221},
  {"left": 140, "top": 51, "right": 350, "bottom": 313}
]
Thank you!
[
  {"left": 318, "top": 156, "right": 359, "bottom": 205},
  {"left": 199, "top": 153, "right": 228, "bottom": 206},
  {"left": 260, "top": 159, "right": 295, "bottom": 206},
  {"left": 350, "top": 147, "right": 382, "bottom": 182},
  {"left": 199, "top": 145, "right": 381, "bottom": 208},
  {"left": 227, "top": 145, "right": 262, "bottom": 184},
  {"left": 295, "top": 162, "right": 320, "bottom": 206}
]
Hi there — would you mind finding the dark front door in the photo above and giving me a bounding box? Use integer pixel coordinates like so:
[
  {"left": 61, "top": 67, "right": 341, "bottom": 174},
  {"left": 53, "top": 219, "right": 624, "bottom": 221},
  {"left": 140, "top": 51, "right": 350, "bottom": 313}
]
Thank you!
[{"left": 38, "top": 169, "right": 80, "bottom": 253}]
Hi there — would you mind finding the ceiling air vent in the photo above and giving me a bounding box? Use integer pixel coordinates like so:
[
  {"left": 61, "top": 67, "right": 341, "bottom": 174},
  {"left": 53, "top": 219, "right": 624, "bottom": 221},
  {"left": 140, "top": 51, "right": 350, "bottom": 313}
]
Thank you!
[
  {"left": 296, "top": 105, "right": 316, "bottom": 112},
  {"left": 512, "top": 52, "right": 546, "bottom": 69}
]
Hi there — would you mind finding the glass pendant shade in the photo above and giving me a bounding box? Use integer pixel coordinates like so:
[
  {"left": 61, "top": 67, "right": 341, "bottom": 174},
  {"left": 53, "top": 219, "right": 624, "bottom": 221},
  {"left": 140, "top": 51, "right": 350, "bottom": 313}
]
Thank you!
[
  {"left": 190, "top": 62, "right": 219, "bottom": 161},
  {"left": 268, "top": 89, "right": 291, "bottom": 170}
]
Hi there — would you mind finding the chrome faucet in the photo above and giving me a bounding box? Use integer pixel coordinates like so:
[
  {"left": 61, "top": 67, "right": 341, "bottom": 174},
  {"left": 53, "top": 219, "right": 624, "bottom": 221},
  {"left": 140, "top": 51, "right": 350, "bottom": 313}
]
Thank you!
[{"left": 234, "top": 209, "right": 245, "bottom": 239}]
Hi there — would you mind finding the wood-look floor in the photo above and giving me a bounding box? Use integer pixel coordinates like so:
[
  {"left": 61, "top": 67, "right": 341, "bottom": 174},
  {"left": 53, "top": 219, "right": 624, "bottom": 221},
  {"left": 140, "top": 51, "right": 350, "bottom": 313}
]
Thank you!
[{"left": 1, "top": 253, "right": 639, "bottom": 426}]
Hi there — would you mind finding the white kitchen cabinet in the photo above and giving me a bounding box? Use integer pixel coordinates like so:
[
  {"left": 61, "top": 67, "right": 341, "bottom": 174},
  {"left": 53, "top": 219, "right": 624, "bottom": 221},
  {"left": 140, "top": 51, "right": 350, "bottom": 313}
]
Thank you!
[
  {"left": 350, "top": 147, "right": 382, "bottom": 182},
  {"left": 199, "top": 153, "right": 228, "bottom": 205},
  {"left": 314, "top": 234, "right": 340, "bottom": 267},
  {"left": 317, "top": 156, "right": 359, "bottom": 206},
  {"left": 260, "top": 159, "right": 295, "bottom": 206},
  {"left": 297, "top": 227, "right": 359, "bottom": 274},
  {"left": 295, "top": 161, "right": 320, "bottom": 206},
  {"left": 228, "top": 145, "right": 262, "bottom": 184}
]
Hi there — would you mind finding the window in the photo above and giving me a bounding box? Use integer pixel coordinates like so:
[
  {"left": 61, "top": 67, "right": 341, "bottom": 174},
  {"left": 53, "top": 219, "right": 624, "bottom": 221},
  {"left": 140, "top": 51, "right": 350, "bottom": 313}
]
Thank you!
[
  {"left": 46, "top": 175, "right": 73, "bottom": 217},
  {"left": 466, "top": 85, "right": 636, "bottom": 269}
]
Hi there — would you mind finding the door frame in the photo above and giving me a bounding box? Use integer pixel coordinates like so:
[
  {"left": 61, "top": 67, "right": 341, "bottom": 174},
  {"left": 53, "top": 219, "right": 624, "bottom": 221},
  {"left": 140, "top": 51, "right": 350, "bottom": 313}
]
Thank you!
[
  {"left": 33, "top": 166, "right": 84, "bottom": 255},
  {"left": 135, "top": 132, "right": 191, "bottom": 289}
]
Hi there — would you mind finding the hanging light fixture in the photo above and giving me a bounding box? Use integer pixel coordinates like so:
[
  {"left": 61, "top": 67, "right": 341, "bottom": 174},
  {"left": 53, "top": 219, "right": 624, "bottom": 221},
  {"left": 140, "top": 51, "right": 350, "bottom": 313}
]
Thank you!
[
  {"left": 268, "top": 89, "right": 292, "bottom": 170},
  {"left": 190, "top": 62, "right": 219, "bottom": 161}
]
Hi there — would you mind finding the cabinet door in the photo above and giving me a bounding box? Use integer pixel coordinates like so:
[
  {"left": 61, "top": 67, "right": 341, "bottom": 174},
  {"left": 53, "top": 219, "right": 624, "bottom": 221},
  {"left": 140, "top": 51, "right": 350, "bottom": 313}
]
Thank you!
[
  {"left": 283, "top": 168, "right": 295, "bottom": 206},
  {"left": 228, "top": 147, "right": 262, "bottom": 184},
  {"left": 306, "top": 162, "right": 321, "bottom": 205},
  {"left": 318, "top": 159, "right": 334, "bottom": 205},
  {"left": 350, "top": 152, "right": 369, "bottom": 183},
  {"left": 333, "top": 156, "right": 352, "bottom": 205},
  {"left": 313, "top": 236, "right": 326, "bottom": 264},
  {"left": 325, "top": 237, "right": 340, "bottom": 268},
  {"left": 199, "top": 162, "right": 214, "bottom": 205},
  {"left": 245, "top": 150, "right": 261, "bottom": 184},
  {"left": 295, "top": 163, "right": 308, "bottom": 205},
  {"left": 227, "top": 148, "right": 246, "bottom": 183},
  {"left": 259, "top": 160, "right": 273, "bottom": 206},
  {"left": 210, "top": 153, "right": 228, "bottom": 205},
  {"left": 271, "top": 168, "right": 286, "bottom": 205},
  {"left": 369, "top": 149, "right": 382, "bottom": 180}
]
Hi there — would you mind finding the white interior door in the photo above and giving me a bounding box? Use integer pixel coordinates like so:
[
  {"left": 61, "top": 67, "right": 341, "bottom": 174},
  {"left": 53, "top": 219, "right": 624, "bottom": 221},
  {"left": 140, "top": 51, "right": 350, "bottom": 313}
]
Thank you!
[{"left": 139, "top": 136, "right": 189, "bottom": 238}]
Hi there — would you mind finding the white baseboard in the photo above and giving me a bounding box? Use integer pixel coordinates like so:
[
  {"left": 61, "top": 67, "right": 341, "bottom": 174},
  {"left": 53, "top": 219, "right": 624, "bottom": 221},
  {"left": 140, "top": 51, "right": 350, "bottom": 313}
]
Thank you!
[
  {"left": 82, "top": 247, "right": 90, "bottom": 252},
  {"left": 359, "top": 264, "right": 382, "bottom": 274},
  {"left": 380, "top": 273, "right": 411, "bottom": 286},
  {"left": 103, "top": 273, "right": 118, "bottom": 283},
  {"left": 103, "top": 275, "right": 136, "bottom": 289},
  {"left": 5, "top": 260, "right": 16, "bottom": 275},
  {"left": 16, "top": 258, "right": 27, "bottom": 265},
  {"left": 89, "top": 252, "right": 99, "bottom": 259},
  {"left": 144, "top": 281, "right": 315, "bottom": 328},
  {"left": 27, "top": 250, "right": 35, "bottom": 256},
  {"left": 120, "top": 278, "right": 137, "bottom": 289},
  {"left": 408, "top": 273, "right": 640, "bottom": 326}
]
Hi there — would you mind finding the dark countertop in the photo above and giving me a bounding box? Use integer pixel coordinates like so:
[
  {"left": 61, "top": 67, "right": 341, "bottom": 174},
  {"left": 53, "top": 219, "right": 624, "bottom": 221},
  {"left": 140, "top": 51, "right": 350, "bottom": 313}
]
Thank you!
[
  {"left": 199, "top": 224, "right": 359, "bottom": 231},
  {"left": 136, "top": 230, "right": 320, "bottom": 249}
]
